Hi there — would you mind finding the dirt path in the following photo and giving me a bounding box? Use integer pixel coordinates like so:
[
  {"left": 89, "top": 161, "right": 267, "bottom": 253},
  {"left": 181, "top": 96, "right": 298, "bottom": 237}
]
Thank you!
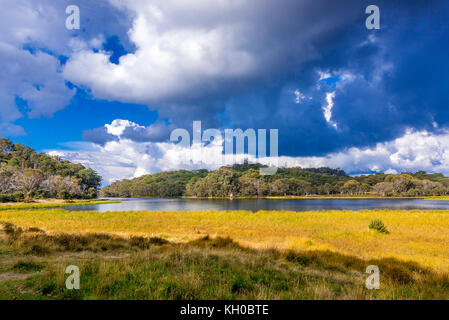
[{"left": 0, "top": 272, "right": 34, "bottom": 281}]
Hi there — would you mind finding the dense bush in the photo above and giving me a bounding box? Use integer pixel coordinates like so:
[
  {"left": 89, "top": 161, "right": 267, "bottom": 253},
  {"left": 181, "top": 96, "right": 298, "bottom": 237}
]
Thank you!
[
  {"left": 0, "top": 191, "right": 25, "bottom": 203},
  {"left": 369, "top": 219, "right": 389, "bottom": 234}
]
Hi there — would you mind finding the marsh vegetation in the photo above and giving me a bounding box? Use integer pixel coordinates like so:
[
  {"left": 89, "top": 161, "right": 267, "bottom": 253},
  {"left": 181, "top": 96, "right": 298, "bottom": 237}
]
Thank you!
[{"left": 0, "top": 208, "right": 448, "bottom": 299}]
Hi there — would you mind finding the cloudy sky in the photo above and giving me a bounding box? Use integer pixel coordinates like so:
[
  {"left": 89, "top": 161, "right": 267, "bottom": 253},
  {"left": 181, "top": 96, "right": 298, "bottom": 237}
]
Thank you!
[{"left": 2, "top": 0, "right": 449, "bottom": 184}]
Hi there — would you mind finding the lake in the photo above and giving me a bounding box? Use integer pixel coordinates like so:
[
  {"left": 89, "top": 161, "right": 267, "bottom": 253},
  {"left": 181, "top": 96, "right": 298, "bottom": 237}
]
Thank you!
[{"left": 63, "top": 198, "right": 449, "bottom": 212}]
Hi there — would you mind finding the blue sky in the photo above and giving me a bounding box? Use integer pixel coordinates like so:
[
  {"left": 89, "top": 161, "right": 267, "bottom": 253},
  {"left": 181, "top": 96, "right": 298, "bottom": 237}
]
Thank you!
[
  {"left": 2, "top": 0, "right": 449, "bottom": 184},
  {"left": 14, "top": 89, "right": 158, "bottom": 150}
]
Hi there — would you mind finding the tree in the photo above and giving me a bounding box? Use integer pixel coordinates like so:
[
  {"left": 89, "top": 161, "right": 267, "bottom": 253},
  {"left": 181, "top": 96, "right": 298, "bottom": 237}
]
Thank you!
[
  {"left": 76, "top": 169, "right": 101, "bottom": 190},
  {"left": 0, "top": 164, "right": 15, "bottom": 193},
  {"left": 323, "top": 183, "right": 334, "bottom": 195},
  {"left": 238, "top": 175, "right": 258, "bottom": 196},
  {"left": 373, "top": 182, "right": 394, "bottom": 197},
  {"left": 270, "top": 178, "right": 295, "bottom": 196},
  {"left": 14, "top": 169, "right": 45, "bottom": 198},
  {"left": 0, "top": 139, "right": 14, "bottom": 161},
  {"left": 342, "top": 180, "right": 361, "bottom": 195},
  {"left": 42, "top": 176, "right": 82, "bottom": 198},
  {"left": 385, "top": 174, "right": 418, "bottom": 194}
]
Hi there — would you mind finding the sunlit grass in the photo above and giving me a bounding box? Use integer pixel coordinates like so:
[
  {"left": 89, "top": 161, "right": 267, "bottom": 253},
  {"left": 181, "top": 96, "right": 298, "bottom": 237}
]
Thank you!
[{"left": 424, "top": 196, "right": 449, "bottom": 201}]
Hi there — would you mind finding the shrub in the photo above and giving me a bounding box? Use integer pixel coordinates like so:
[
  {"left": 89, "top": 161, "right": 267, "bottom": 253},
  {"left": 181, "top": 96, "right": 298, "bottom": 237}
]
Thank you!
[
  {"left": 42, "top": 283, "right": 57, "bottom": 295},
  {"left": 13, "top": 261, "right": 44, "bottom": 272},
  {"left": 130, "top": 236, "right": 168, "bottom": 249},
  {"left": 193, "top": 235, "right": 240, "bottom": 249},
  {"left": 10, "top": 191, "right": 25, "bottom": 202},
  {"left": 26, "top": 244, "right": 50, "bottom": 256},
  {"left": 1, "top": 221, "right": 23, "bottom": 239},
  {"left": 231, "top": 275, "right": 253, "bottom": 293},
  {"left": 369, "top": 219, "right": 389, "bottom": 234},
  {"left": 0, "top": 191, "right": 24, "bottom": 203},
  {"left": 285, "top": 251, "right": 311, "bottom": 266},
  {"left": 27, "top": 227, "right": 45, "bottom": 233}
]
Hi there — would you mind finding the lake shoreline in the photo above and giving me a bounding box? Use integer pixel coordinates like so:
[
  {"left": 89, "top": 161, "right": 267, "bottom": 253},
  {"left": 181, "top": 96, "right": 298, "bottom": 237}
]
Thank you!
[
  {"left": 2, "top": 196, "right": 449, "bottom": 212},
  {"left": 183, "top": 195, "right": 449, "bottom": 200},
  {"left": 99, "top": 195, "right": 449, "bottom": 200}
]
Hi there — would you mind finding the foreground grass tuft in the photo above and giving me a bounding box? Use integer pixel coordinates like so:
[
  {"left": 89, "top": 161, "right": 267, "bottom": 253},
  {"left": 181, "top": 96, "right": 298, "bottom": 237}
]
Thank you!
[
  {"left": 12, "top": 261, "right": 44, "bottom": 273},
  {"left": 369, "top": 219, "right": 389, "bottom": 234}
]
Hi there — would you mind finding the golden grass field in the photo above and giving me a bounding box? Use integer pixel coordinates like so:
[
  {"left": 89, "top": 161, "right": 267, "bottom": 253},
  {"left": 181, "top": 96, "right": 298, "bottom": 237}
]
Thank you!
[
  {"left": 1, "top": 208, "right": 448, "bottom": 272},
  {"left": 0, "top": 207, "right": 448, "bottom": 299}
]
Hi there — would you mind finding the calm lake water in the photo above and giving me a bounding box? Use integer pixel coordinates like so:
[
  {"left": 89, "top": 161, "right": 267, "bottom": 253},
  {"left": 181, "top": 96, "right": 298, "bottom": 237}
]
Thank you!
[{"left": 63, "top": 198, "right": 449, "bottom": 212}]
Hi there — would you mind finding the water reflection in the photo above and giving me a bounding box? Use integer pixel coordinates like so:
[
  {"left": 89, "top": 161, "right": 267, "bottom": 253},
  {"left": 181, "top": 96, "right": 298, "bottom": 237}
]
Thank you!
[{"left": 63, "top": 198, "right": 449, "bottom": 212}]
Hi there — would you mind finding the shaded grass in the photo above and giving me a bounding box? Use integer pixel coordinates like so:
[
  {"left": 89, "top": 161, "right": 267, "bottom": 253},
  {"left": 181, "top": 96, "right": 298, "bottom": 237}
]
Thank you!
[
  {"left": 12, "top": 261, "right": 44, "bottom": 273},
  {"left": 0, "top": 221, "right": 167, "bottom": 253},
  {"left": 0, "top": 222, "right": 448, "bottom": 300}
]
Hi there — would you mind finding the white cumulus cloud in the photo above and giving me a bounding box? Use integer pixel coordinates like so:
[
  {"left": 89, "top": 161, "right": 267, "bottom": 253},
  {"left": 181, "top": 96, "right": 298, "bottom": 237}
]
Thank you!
[
  {"left": 62, "top": 0, "right": 361, "bottom": 106},
  {"left": 322, "top": 91, "right": 337, "bottom": 129}
]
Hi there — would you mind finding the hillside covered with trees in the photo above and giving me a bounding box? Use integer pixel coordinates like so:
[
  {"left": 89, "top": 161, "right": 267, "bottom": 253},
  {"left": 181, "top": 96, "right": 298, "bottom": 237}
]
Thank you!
[
  {"left": 100, "top": 163, "right": 449, "bottom": 198},
  {"left": 101, "top": 169, "right": 209, "bottom": 198},
  {"left": 0, "top": 139, "right": 101, "bottom": 201}
]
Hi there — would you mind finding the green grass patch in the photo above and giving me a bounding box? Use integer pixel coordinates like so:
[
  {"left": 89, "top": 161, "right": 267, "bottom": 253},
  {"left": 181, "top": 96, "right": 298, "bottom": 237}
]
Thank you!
[{"left": 12, "top": 261, "right": 44, "bottom": 273}]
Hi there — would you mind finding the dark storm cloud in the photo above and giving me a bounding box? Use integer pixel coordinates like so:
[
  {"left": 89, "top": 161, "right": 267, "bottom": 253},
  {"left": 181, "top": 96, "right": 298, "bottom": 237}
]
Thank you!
[
  {"left": 212, "top": 0, "right": 449, "bottom": 157},
  {"left": 121, "top": 122, "right": 175, "bottom": 143},
  {"left": 82, "top": 127, "right": 117, "bottom": 146},
  {"left": 64, "top": 0, "right": 369, "bottom": 117},
  {"left": 71, "top": 0, "right": 449, "bottom": 159},
  {"left": 83, "top": 121, "right": 176, "bottom": 144}
]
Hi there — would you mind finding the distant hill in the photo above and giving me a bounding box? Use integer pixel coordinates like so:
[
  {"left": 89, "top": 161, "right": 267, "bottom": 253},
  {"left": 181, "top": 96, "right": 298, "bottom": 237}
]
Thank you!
[
  {"left": 101, "top": 169, "right": 208, "bottom": 198},
  {"left": 100, "top": 164, "right": 449, "bottom": 198},
  {"left": 0, "top": 139, "right": 101, "bottom": 201}
]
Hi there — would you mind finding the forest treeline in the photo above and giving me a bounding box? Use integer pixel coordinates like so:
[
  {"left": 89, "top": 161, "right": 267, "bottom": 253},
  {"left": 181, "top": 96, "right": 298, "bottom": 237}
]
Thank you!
[
  {"left": 0, "top": 139, "right": 101, "bottom": 202},
  {"left": 4, "top": 136, "right": 447, "bottom": 201},
  {"left": 100, "top": 163, "right": 449, "bottom": 198}
]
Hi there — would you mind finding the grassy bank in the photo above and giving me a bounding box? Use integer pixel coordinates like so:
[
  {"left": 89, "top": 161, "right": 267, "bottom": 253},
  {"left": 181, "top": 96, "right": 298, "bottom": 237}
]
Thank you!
[
  {"left": 0, "top": 208, "right": 448, "bottom": 300},
  {"left": 0, "top": 199, "right": 120, "bottom": 211},
  {"left": 185, "top": 195, "right": 449, "bottom": 200},
  {"left": 423, "top": 196, "right": 449, "bottom": 201}
]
